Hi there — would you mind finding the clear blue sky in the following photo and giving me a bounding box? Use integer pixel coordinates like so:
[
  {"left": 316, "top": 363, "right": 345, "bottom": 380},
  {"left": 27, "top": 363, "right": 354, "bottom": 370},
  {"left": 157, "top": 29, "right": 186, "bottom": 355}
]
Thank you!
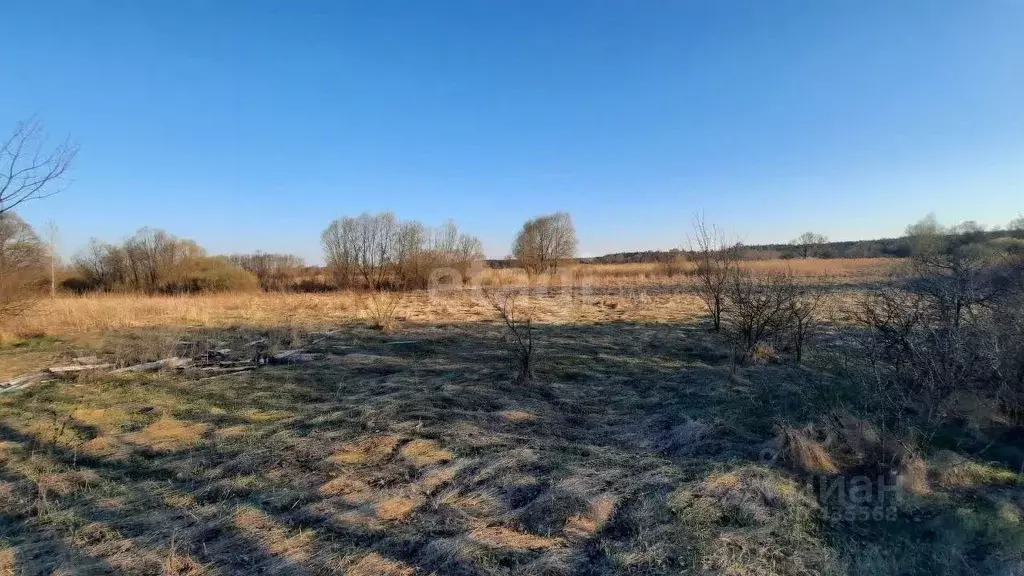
[{"left": 4, "top": 0, "right": 1022, "bottom": 261}]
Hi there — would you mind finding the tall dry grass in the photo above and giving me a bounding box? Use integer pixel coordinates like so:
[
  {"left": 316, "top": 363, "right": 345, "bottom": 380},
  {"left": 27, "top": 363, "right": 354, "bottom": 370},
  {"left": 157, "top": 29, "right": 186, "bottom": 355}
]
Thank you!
[
  {"left": 480, "top": 258, "right": 899, "bottom": 287},
  {"left": 4, "top": 259, "right": 890, "bottom": 337}
]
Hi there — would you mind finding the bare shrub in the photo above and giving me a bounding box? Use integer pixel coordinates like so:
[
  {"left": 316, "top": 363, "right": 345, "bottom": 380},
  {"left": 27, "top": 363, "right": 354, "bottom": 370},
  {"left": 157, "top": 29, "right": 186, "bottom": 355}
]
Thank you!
[
  {"left": 512, "top": 212, "right": 577, "bottom": 277},
  {"left": 227, "top": 252, "right": 305, "bottom": 291},
  {"left": 688, "top": 213, "right": 740, "bottom": 331},
  {"left": 0, "top": 212, "right": 46, "bottom": 323},
  {"left": 785, "top": 283, "right": 827, "bottom": 364},
  {"left": 484, "top": 287, "right": 536, "bottom": 385},
  {"left": 657, "top": 255, "right": 688, "bottom": 278},
  {"left": 69, "top": 228, "right": 257, "bottom": 294},
  {"left": 721, "top": 267, "right": 828, "bottom": 364},
  {"left": 850, "top": 216, "right": 1024, "bottom": 433},
  {"left": 723, "top": 269, "right": 797, "bottom": 363},
  {"left": 364, "top": 290, "right": 404, "bottom": 332}
]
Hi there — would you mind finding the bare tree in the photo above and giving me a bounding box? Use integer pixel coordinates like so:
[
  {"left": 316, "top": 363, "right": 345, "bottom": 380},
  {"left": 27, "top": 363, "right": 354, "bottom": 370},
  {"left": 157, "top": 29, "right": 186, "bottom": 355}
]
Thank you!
[
  {"left": 44, "top": 220, "right": 59, "bottom": 297},
  {"left": 73, "top": 239, "right": 124, "bottom": 292},
  {"left": 0, "top": 118, "right": 78, "bottom": 215},
  {"left": 792, "top": 231, "right": 828, "bottom": 258},
  {"left": 1007, "top": 214, "right": 1024, "bottom": 232},
  {"left": 122, "top": 228, "right": 205, "bottom": 294},
  {"left": 322, "top": 213, "right": 483, "bottom": 291},
  {"left": 227, "top": 252, "right": 305, "bottom": 291},
  {"left": 949, "top": 220, "right": 985, "bottom": 236},
  {"left": 512, "top": 212, "right": 577, "bottom": 276},
  {"left": 71, "top": 229, "right": 214, "bottom": 294},
  {"left": 321, "top": 213, "right": 401, "bottom": 290},
  {"left": 688, "top": 213, "right": 739, "bottom": 331}
]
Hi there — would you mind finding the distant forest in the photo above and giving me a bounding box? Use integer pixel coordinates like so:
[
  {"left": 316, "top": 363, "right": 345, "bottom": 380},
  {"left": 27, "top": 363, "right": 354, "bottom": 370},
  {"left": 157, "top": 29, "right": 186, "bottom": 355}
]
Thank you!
[{"left": 572, "top": 228, "right": 1024, "bottom": 265}]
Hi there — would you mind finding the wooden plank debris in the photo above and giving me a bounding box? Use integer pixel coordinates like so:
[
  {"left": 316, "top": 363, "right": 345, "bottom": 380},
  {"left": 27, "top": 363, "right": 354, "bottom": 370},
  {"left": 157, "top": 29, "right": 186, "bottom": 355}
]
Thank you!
[
  {"left": 111, "top": 357, "right": 191, "bottom": 374},
  {"left": 270, "top": 349, "right": 319, "bottom": 364},
  {"left": 48, "top": 364, "right": 115, "bottom": 375},
  {"left": 0, "top": 372, "right": 49, "bottom": 393}
]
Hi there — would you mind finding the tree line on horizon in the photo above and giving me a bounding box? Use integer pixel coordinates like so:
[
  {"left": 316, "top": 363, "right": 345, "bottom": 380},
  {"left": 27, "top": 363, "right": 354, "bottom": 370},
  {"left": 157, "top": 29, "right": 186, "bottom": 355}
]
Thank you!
[
  {"left": 3, "top": 117, "right": 1024, "bottom": 304},
  {"left": 1, "top": 210, "right": 1018, "bottom": 299},
  {"left": 0, "top": 209, "right": 583, "bottom": 302},
  {"left": 586, "top": 217, "right": 1024, "bottom": 265}
]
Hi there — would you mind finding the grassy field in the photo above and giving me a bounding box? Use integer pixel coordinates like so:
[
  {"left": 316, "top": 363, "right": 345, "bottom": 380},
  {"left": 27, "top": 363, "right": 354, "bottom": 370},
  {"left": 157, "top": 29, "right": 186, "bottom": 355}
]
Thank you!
[{"left": 1, "top": 258, "right": 1022, "bottom": 575}]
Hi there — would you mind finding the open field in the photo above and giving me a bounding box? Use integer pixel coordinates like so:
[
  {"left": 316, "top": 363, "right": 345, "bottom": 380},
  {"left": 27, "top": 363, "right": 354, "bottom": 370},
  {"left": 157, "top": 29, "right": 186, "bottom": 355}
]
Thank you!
[
  {"left": 5, "top": 258, "right": 897, "bottom": 341},
  {"left": 1, "top": 258, "right": 1022, "bottom": 575}
]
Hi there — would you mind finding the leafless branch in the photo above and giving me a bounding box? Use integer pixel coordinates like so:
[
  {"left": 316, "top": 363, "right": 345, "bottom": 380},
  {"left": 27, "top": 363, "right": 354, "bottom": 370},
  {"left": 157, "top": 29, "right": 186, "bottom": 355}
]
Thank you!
[{"left": 0, "top": 117, "right": 78, "bottom": 215}]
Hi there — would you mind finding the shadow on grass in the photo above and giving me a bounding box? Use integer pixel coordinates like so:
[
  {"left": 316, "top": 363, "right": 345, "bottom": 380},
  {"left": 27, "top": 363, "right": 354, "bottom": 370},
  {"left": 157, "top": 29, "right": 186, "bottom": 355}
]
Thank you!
[{"left": 0, "top": 320, "right": 1020, "bottom": 575}]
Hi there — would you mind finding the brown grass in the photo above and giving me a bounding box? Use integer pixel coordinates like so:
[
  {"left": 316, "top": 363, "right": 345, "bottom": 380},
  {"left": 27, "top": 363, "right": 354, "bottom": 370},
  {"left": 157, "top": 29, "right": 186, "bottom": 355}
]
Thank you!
[
  {"left": 329, "top": 434, "right": 404, "bottom": 466},
  {"left": 0, "top": 256, "right": 1018, "bottom": 576},
  {"left": 780, "top": 426, "right": 839, "bottom": 475},
  {"left": 126, "top": 417, "right": 210, "bottom": 452},
  {"left": 467, "top": 526, "right": 563, "bottom": 550},
  {"left": 319, "top": 475, "right": 374, "bottom": 503},
  {"left": 374, "top": 494, "right": 425, "bottom": 521},
  {"left": 3, "top": 258, "right": 893, "bottom": 337},
  {"left": 399, "top": 439, "right": 454, "bottom": 467},
  {"left": 234, "top": 506, "right": 315, "bottom": 562},
  {"left": 344, "top": 552, "right": 416, "bottom": 576}
]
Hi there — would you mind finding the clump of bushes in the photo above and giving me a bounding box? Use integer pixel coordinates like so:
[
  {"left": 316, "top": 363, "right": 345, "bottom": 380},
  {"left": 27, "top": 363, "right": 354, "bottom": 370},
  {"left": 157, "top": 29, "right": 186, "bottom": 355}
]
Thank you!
[
  {"left": 68, "top": 228, "right": 259, "bottom": 294},
  {"left": 722, "top": 268, "right": 826, "bottom": 364},
  {"left": 0, "top": 212, "right": 47, "bottom": 321},
  {"left": 158, "top": 256, "right": 260, "bottom": 294},
  {"left": 321, "top": 212, "right": 484, "bottom": 291}
]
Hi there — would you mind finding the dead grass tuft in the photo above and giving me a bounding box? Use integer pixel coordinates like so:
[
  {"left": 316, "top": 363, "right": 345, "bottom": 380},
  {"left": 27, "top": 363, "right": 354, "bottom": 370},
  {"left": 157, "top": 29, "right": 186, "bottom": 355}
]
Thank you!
[
  {"left": 933, "top": 451, "right": 1023, "bottom": 488},
  {"left": 564, "top": 495, "right": 616, "bottom": 539},
  {"left": 213, "top": 425, "right": 251, "bottom": 440},
  {"left": 780, "top": 426, "right": 839, "bottom": 475},
  {"left": 72, "top": 408, "right": 128, "bottom": 433},
  {"left": 0, "top": 549, "right": 15, "bottom": 575},
  {"left": 162, "top": 552, "right": 205, "bottom": 576},
  {"left": 399, "top": 438, "right": 454, "bottom": 467},
  {"left": 330, "top": 434, "right": 404, "bottom": 465},
  {"left": 79, "top": 436, "right": 121, "bottom": 458},
  {"left": 468, "top": 526, "right": 563, "bottom": 550},
  {"left": 497, "top": 409, "right": 538, "bottom": 423},
  {"left": 319, "top": 475, "right": 374, "bottom": 504},
  {"left": 344, "top": 552, "right": 416, "bottom": 576},
  {"left": 672, "top": 466, "right": 836, "bottom": 575},
  {"left": 234, "top": 506, "right": 315, "bottom": 562},
  {"left": 897, "top": 455, "right": 930, "bottom": 495},
  {"left": 373, "top": 494, "right": 425, "bottom": 521},
  {"left": 36, "top": 470, "right": 100, "bottom": 499},
  {"left": 126, "top": 417, "right": 210, "bottom": 452},
  {"left": 418, "top": 463, "right": 462, "bottom": 494}
]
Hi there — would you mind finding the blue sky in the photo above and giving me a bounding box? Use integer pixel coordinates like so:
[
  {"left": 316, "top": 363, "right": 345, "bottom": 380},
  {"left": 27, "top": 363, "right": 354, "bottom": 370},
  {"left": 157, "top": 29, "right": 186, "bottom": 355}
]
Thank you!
[{"left": 4, "top": 1, "right": 1022, "bottom": 261}]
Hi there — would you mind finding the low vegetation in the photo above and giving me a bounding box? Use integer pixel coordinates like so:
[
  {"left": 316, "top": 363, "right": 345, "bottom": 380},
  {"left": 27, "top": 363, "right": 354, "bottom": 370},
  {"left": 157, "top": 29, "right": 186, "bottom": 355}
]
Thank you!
[{"left": 1, "top": 204, "right": 1023, "bottom": 574}]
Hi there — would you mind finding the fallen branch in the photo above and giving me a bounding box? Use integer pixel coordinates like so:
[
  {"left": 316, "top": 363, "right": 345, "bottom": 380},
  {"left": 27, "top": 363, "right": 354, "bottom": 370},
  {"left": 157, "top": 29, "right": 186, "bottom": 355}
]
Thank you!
[
  {"left": 193, "top": 368, "right": 253, "bottom": 382},
  {"left": 270, "top": 350, "right": 319, "bottom": 364},
  {"left": 48, "top": 364, "right": 115, "bottom": 375},
  {"left": 0, "top": 372, "right": 49, "bottom": 393},
  {"left": 111, "top": 357, "right": 191, "bottom": 374}
]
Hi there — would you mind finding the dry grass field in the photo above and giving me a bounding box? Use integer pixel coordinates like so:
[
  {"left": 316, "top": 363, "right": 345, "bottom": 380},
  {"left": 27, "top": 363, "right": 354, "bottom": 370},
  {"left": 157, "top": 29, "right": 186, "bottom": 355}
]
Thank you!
[
  {"left": 1, "top": 258, "right": 1022, "bottom": 575},
  {"left": 4, "top": 259, "right": 893, "bottom": 341}
]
